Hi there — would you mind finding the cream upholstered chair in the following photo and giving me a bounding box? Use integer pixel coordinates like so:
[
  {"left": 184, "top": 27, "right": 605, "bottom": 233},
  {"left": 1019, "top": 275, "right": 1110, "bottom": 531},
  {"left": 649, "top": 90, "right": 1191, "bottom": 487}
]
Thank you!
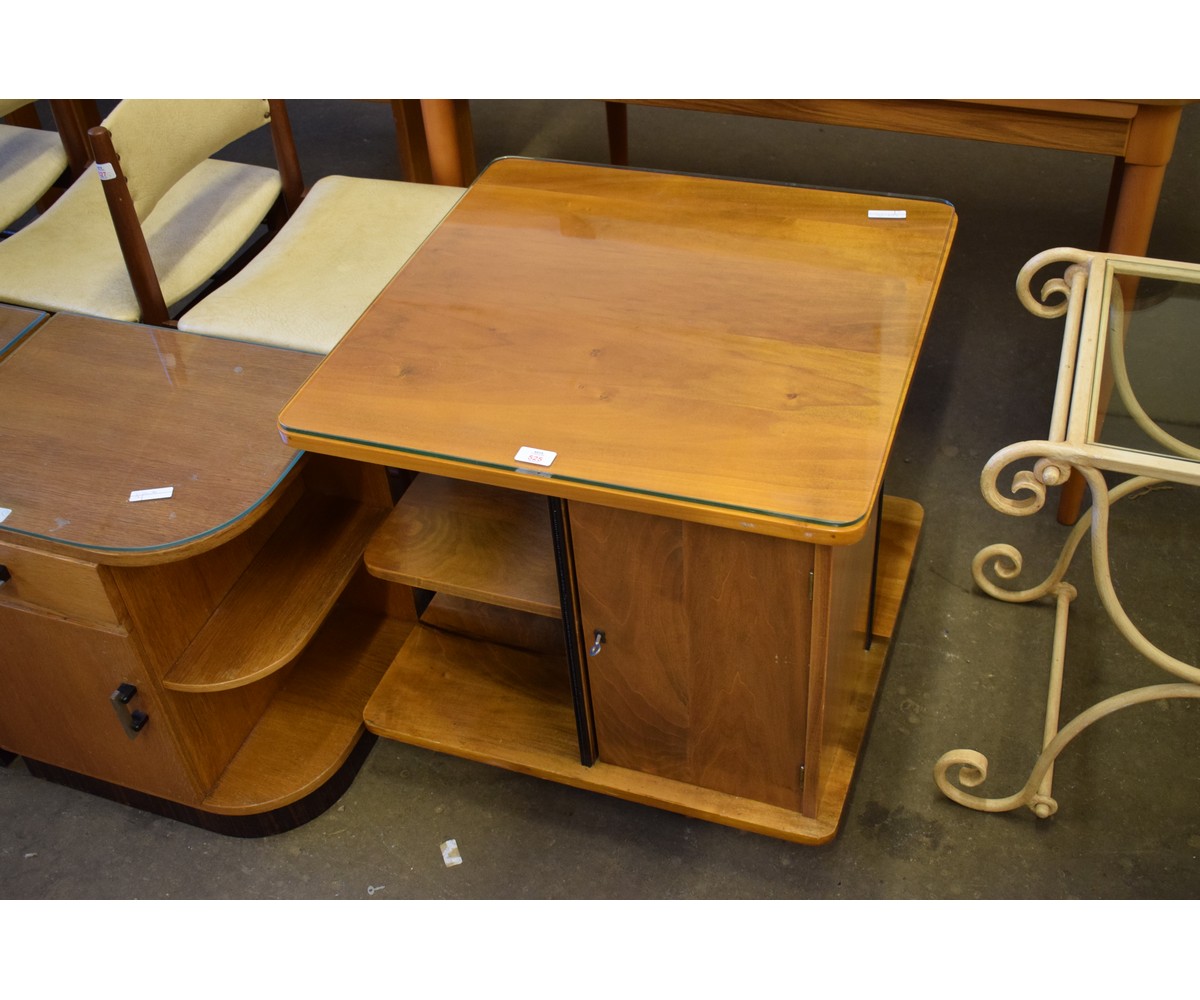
[
  {"left": 176, "top": 171, "right": 465, "bottom": 354},
  {"left": 0, "top": 99, "right": 292, "bottom": 324},
  {"left": 0, "top": 100, "right": 71, "bottom": 231}
]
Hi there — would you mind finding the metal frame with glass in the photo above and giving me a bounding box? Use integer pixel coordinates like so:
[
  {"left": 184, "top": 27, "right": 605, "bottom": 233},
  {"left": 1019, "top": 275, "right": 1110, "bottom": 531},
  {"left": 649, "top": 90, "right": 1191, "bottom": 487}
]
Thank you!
[{"left": 936, "top": 247, "right": 1200, "bottom": 818}]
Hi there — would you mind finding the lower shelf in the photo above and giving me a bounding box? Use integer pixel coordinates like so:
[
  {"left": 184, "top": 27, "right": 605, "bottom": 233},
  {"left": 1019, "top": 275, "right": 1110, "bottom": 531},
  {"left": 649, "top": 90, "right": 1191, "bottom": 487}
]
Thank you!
[
  {"left": 203, "top": 605, "right": 413, "bottom": 815},
  {"left": 365, "top": 496, "right": 923, "bottom": 844},
  {"left": 365, "top": 605, "right": 578, "bottom": 769}
]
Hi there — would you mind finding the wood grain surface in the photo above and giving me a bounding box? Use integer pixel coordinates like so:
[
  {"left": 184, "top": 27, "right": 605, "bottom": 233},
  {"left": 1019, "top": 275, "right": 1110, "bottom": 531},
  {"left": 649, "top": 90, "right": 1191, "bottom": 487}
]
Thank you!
[
  {"left": 365, "top": 474, "right": 560, "bottom": 616},
  {"left": 0, "top": 313, "right": 320, "bottom": 560},
  {"left": 280, "top": 158, "right": 956, "bottom": 542},
  {"left": 571, "top": 501, "right": 815, "bottom": 810}
]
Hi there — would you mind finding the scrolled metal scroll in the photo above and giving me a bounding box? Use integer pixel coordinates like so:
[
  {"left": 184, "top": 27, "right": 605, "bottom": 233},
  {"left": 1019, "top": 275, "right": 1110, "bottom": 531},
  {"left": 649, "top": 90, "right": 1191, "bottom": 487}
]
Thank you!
[
  {"left": 979, "top": 441, "right": 1082, "bottom": 518},
  {"left": 1015, "top": 247, "right": 1093, "bottom": 319},
  {"left": 935, "top": 684, "right": 1200, "bottom": 818}
]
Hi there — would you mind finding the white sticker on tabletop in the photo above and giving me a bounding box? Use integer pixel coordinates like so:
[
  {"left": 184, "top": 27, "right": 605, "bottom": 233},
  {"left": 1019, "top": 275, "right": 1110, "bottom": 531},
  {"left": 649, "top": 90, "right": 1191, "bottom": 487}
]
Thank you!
[
  {"left": 515, "top": 446, "right": 557, "bottom": 468},
  {"left": 0, "top": 507, "right": 11, "bottom": 523},
  {"left": 868, "top": 209, "right": 907, "bottom": 219},
  {"left": 96, "top": 162, "right": 117, "bottom": 181},
  {"left": 129, "top": 487, "right": 174, "bottom": 502}
]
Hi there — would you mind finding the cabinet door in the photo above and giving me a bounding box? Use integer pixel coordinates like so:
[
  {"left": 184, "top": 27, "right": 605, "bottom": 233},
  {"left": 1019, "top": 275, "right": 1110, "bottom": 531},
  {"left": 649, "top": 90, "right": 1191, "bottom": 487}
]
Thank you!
[
  {"left": 0, "top": 604, "right": 200, "bottom": 803},
  {"left": 569, "top": 503, "right": 814, "bottom": 810}
]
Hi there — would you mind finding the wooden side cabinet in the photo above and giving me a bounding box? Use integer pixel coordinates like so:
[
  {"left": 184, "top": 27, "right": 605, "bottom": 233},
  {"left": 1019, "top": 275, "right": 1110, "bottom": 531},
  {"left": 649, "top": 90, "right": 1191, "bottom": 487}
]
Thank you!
[
  {"left": 0, "top": 314, "right": 418, "bottom": 834},
  {"left": 274, "top": 158, "right": 953, "bottom": 842},
  {"left": 360, "top": 475, "right": 915, "bottom": 844},
  {"left": 0, "top": 458, "right": 410, "bottom": 832}
]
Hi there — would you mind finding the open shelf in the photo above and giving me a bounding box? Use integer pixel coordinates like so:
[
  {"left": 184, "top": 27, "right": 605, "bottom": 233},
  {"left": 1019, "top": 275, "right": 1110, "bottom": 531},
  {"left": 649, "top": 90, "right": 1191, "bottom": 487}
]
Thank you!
[
  {"left": 203, "top": 605, "right": 413, "bottom": 814},
  {"left": 365, "top": 474, "right": 561, "bottom": 618},
  {"left": 165, "top": 492, "right": 388, "bottom": 692},
  {"left": 364, "top": 596, "right": 579, "bottom": 769}
]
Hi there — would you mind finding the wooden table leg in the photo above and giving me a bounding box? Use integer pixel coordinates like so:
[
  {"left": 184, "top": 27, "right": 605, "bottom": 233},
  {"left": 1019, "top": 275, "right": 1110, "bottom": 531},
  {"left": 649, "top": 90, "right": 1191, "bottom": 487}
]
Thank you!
[
  {"left": 389, "top": 100, "right": 433, "bottom": 184},
  {"left": 419, "top": 99, "right": 477, "bottom": 187},
  {"left": 605, "top": 102, "right": 629, "bottom": 165}
]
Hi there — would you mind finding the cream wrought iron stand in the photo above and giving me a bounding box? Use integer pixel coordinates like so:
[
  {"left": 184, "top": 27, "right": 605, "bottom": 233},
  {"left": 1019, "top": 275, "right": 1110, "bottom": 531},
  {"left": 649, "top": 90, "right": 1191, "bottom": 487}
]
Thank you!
[{"left": 935, "top": 247, "right": 1200, "bottom": 818}]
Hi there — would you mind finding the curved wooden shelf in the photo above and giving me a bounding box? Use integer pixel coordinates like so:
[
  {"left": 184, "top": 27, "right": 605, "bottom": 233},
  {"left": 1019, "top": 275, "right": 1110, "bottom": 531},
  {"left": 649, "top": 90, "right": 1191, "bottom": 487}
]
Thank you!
[
  {"left": 164, "top": 492, "right": 387, "bottom": 692},
  {"left": 365, "top": 474, "right": 561, "bottom": 617},
  {"left": 203, "top": 605, "right": 411, "bottom": 815}
]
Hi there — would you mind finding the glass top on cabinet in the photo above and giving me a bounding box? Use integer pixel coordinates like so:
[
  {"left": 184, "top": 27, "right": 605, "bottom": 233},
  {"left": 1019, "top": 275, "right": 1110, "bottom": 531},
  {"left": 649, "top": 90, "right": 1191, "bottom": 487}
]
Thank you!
[
  {"left": 0, "top": 313, "right": 320, "bottom": 559},
  {"left": 1090, "top": 257, "right": 1200, "bottom": 465},
  {"left": 278, "top": 158, "right": 958, "bottom": 542}
]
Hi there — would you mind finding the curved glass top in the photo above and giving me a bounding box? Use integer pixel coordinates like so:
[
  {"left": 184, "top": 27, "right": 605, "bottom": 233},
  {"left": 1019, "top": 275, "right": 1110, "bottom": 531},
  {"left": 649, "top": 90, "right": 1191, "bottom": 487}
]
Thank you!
[{"left": 0, "top": 314, "right": 319, "bottom": 558}]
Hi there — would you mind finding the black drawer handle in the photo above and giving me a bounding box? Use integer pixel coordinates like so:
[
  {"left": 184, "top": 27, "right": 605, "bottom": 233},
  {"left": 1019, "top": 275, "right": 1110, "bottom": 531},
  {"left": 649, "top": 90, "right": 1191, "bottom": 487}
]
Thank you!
[
  {"left": 0, "top": 564, "right": 10, "bottom": 586},
  {"left": 110, "top": 683, "right": 149, "bottom": 740}
]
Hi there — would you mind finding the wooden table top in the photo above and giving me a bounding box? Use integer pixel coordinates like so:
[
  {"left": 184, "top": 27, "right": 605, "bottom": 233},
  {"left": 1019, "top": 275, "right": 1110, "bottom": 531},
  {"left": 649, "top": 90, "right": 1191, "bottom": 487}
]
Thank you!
[
  {"left": 279, "top": 158, "right": 957, "bottom": 543},
  {"left": 0, "top": 313, "right": 321, "bottom": 561}
]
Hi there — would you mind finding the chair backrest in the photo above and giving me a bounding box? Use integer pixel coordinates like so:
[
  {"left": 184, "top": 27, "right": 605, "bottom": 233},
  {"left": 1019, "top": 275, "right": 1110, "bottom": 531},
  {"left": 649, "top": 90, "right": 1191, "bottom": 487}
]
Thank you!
[
  {"left": 86, "top": 99, "right": 305, "bottom": 326},
  {"left": 96, "top": 99, "right": 273, "bottom": 222}
]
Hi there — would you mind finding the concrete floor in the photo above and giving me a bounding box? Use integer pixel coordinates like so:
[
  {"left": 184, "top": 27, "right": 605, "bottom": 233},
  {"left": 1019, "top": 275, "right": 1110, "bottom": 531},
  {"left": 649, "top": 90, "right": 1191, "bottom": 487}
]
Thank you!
[{"left": 3, "top": 100, "right": 1200, "bottom": 903}]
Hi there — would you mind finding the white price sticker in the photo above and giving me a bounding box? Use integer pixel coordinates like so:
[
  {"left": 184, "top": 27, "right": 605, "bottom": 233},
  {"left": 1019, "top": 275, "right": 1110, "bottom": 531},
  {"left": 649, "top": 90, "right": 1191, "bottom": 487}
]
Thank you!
[
  {"left": 0, "top": 506, "right": 11, "bottom": 523},
  {"left": 129, "top": 487, "right": 174, "bottom": 502},
  {"left": 868, "top": 209, "right": 907, "bottom": 219},
  {"left": 515, "top": 446, "right": 557, "bottom": 468},
  {"left": 96, "top": 162, "right": 117, "bottom": 181}
]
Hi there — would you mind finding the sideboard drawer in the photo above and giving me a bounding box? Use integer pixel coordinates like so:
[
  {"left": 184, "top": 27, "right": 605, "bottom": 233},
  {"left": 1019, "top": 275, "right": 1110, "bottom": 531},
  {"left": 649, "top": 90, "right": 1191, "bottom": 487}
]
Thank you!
[{"left": 0, "top": 540, "right": 124, "bottom": 628}]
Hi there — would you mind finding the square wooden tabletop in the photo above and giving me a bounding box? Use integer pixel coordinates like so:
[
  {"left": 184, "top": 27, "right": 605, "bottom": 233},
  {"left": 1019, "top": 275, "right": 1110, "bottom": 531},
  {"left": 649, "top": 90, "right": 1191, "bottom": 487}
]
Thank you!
[{"left": 279, "top": 158, "right": 957, "bottom": 543}]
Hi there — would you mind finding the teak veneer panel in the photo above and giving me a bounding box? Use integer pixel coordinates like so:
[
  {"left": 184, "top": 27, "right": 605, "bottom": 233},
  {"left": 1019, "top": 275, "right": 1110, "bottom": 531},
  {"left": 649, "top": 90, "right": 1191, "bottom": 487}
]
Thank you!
[
  {"left": 365, "top": 474, "right": 560, "bottom": 617},
  {"left": 570, "top": 502, "right": 815, "bottom": 811},
  {"left": 0, "top": 602, "right": 201, "bottom": 802},
  {"left": 165, "top": 492, "right": 387, "bottom": 692},
  {"left": 0, "top": 539, "right": 126, "bottom": 629}
]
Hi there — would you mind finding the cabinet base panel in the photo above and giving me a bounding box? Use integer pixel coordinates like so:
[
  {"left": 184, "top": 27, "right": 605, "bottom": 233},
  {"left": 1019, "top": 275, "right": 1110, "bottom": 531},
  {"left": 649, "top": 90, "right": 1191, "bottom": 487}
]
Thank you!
[
  {"left": 367, "top": 497, "right": 922, "bottom": 844},
  {"left": 18, "top": 733, "right": 376, "bottom": 838}
]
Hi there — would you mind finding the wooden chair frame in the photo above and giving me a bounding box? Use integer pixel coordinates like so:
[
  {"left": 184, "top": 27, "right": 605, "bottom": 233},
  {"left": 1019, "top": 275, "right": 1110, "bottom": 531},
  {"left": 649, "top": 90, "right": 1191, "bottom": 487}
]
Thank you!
[{"left": 88, "top": 99, "right": 305, "bottom": 327}]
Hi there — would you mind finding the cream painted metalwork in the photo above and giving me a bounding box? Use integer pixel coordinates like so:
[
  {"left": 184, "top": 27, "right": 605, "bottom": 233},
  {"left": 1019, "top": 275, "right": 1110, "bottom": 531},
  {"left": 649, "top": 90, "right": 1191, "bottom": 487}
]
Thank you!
[{"left": 935, "top": 248, "right": 1200, "bottom": 819}]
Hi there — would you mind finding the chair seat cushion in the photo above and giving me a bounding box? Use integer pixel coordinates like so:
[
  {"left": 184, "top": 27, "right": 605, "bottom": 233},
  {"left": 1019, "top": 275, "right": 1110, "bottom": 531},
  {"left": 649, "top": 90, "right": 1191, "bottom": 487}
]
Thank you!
[
  {"left": 177, "top": 175, "right": 465, "bottom": 353},
  {"left": 0, "top": 124, "right": 68, "bottom": 231},
  {"left": 0, "top": 158, "right": 280, "bottom": 322}
]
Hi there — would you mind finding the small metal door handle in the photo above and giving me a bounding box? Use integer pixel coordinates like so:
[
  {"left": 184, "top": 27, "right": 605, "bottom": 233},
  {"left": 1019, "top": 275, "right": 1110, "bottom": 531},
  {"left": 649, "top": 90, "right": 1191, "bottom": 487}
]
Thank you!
[
  {"left": 110, "top": 683, "right": 149, "bottom": 740},
  {"left": 589, "top": 630, "right": 606, "bottom": 656}
]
